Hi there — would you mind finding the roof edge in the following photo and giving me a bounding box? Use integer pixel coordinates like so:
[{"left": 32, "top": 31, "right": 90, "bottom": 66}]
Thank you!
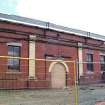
[{"left": 0, "top": 13, "right": 105, "bottom": 41}]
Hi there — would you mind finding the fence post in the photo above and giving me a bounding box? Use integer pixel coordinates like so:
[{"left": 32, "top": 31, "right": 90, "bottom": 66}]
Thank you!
[{"left": 73, "top": 61, "right": 78, "bottom": 105}]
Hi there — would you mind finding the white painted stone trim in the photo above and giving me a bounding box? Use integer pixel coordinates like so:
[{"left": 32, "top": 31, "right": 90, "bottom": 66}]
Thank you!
[
  {"left": 49, "top": 62, "right": 69, "bottom": 72},
  {"left": 78, "top": 43, "right": 83, "bottom": 77},
  {"left": 29, "top": 35, "right": 36, "bottom": 79},
  {"left": 7, "top": 42, "right": 22, "bottom": 46}
]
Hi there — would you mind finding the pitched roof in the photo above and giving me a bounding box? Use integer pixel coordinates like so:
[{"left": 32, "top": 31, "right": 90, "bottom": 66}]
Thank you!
[{"left": 0, "top": 13, "right": 105, "bottom": 41}]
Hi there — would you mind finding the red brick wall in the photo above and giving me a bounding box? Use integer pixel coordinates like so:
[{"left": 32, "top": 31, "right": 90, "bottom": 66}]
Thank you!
[
  {"left": 35, "top": 42, "right": 78, "bottom": 86},
  {"left": 83, "top": 49, "right": 101, "bottom": 74},
  {"left": 0, "top": 21, "right": 104, "bottom": 88},
  {"left": 0, "top": 34, "right": 29, "bottom": 89},
  {"left": 80, "top": 49, "right": 102, "bottom": 84}
]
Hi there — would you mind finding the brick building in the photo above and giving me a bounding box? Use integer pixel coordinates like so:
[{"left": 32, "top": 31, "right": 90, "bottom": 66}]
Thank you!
[{"left": 0, "top": 13, "right": 105, "bottom": 89}]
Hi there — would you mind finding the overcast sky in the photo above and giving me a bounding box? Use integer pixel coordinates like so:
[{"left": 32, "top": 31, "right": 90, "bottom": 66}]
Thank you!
[{"left": 0, "top": 0, "right": 105, "bottom": 35}]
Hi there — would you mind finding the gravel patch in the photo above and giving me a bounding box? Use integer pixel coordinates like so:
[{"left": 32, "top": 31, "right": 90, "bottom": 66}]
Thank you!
[{"left": 0, "top": 84, "right": 105, "bottom": 105}]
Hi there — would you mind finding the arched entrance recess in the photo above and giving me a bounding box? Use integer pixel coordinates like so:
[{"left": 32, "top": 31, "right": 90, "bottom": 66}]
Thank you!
[{"left": 49, "top": 62, "right": 69, "bottom": 88}]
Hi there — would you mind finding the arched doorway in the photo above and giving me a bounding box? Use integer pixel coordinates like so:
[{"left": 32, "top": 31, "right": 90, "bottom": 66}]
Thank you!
[{"left": 49, "top": 62, "right": 68, "bottom": 88}]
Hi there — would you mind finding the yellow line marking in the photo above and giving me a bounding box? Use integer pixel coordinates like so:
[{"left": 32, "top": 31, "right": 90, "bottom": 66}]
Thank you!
[{"left": 0, "top": 56, "right": 74, "bottom": 63}]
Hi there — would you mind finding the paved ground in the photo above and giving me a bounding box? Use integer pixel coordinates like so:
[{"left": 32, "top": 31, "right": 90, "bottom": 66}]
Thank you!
[
  {"left": 0, "top": 84, "right": 105, "bottom": 105},
  {"left": 78, "top": 84, "right": 105, "bottom": 105},
  {"left": 95, "top": 101, "right": 105, "bottom": 105}
]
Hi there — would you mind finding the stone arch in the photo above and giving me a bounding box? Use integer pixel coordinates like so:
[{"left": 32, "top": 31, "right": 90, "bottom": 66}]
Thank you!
[{"left": 49, "top": 61, "right": 69, "bottom": 72}]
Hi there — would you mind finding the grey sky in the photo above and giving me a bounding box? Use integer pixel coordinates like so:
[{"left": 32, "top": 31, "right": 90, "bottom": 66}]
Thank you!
[
  {"left": 0, "top": 0, "right": 18, "bottom": 14},
  {"left": 0, "top": 0, "right": 105, "bottom": 35}
]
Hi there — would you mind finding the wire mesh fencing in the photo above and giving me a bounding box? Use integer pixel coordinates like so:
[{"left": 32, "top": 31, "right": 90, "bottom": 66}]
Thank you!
[
  {"left": 1, "top": 57, "right": 105, "bottom": 105},
  {"left": 0, "top": 56, "right": 78, "bottom": 105},
  {"left": 77, "top": 61, "right": 105, "bottom": 105}
]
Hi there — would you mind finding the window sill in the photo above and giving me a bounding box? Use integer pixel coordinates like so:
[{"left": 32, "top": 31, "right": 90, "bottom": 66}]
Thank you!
[
  {"left": 6, "top": 71, "right": 22, "bottom": 74},
  {"left": 86, "top": 71, "right": 94, "bottom": 74}
]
